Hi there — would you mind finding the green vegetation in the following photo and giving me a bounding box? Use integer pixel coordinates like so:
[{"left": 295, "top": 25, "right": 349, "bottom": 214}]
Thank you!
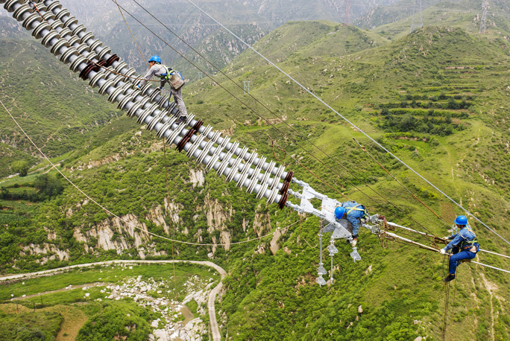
[
  {"left": 186, "top": 299, "right": 199, "bottom": 315},
  {"left": 11, "top": 161, "right": 30, "bottom": 177},
  {"left": 0, "top": 263, "right": 217, "bottom": 339},
  {"left": 0, "top": 263, "right": 219, "bottom": 302},
  {"left": 76, "top": 301, "right": 154, "bottom": 341},
  {"left": 0, "top": 309, "right": 63, "bottom": 341},
  {"left": 3, "top": 6, "right": 510, "bottom": 340}
]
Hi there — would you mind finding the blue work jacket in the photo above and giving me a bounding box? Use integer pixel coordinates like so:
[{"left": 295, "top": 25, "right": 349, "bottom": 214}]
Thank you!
[
  {"left": 445, "top": 226, "right": 478, "bottom": 251},
  {"left": 342, "top": 201, "right": 367, "bottom": 232}
]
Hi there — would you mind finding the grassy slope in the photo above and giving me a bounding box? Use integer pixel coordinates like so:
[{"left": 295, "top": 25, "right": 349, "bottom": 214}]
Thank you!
[
  {"left": 371, "top": 0, "right": 510, "bottom": 41},
  {"left": 2, "top": 19, "right": 510, "bottom": 340},
  {"left": 0, "top": 17, "right": 139, "bottom": 178},
  {"left": 180, "top": 24, "right": 510, "bottom": 340}
]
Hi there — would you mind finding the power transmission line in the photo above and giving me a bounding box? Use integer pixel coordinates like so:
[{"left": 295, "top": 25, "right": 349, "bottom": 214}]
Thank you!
[
  {"left": 410, "top": 0, "right": 423, "bottom": 33},
  {"left": 479, "top": 0, "right": 489, "bottom": 34},
  {"left": 183, "top": 0, "right": 510, "bottom": 248}
]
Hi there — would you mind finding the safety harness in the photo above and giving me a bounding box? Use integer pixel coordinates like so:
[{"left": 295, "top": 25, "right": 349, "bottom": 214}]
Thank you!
[
  {"left": 459, "top": 225, "right": 478, "bottom": 251},
  {"left": 345, "top": 202, "right": 369, "bottom": 218}
]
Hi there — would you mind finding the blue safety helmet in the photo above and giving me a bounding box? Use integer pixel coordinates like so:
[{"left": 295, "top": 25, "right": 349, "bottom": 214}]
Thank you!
[
  {"left": 149, "top": 55, "right": 161, "bottom": 64},
  {"left": 335, "top": 207, "right": 346, "bottom": 220},
  {"left": 454, "top": 215, "right": 468, "bottom": 226}
]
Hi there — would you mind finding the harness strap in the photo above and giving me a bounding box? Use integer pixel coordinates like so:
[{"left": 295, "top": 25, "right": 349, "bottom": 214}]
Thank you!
[
  {"left": 346, "top": 204, "right": 368, "bottom": 217},
  {"left": 459, "top": 226, "right": 477, "bottom": 249},
  {"left": 160, "top": 65, "right": 173, "bottom": 81}
]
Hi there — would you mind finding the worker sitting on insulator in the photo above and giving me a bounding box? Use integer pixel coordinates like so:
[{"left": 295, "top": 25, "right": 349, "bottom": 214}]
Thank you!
[
  {"left": 440, "top": 215, "right": 479, "bottom": 282},
  {"left": 334, "top": 201, "right": 369, "bottom": 247},
  {"left": 139, "top": 55, "right": 188, "bottom": 123}
]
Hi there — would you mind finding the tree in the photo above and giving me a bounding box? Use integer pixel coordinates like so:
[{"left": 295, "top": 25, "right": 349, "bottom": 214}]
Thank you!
[
  {"left": 33, "top": 174, "right": 63, "bottom": 200},
  {"left": 11, "top": 161, "right": 29, "bottom": 177}
]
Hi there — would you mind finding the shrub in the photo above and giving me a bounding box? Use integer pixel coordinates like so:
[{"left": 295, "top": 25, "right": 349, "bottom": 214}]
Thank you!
[
  {"left": 34, "top": 174, "right": 63, "bottom": 200},
  {"left": 11, "top": 161, "right": 30, "bottom": 177}
]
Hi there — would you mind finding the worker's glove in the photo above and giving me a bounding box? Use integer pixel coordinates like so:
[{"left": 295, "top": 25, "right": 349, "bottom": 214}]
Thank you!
[
  {"left": 157, "top": 86, "right": 161, "bottom": 90},
  {"left": 136, "top": 85, "right": 141, "bottom": 89},
  {"left": 440, "top": 248, "right": 446, "bottom": 255}
]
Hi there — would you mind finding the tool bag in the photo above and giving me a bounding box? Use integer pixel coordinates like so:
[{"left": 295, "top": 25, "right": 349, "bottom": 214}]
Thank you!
[{"left": 163, "top": 66, "right": 185, "bottom": 90}]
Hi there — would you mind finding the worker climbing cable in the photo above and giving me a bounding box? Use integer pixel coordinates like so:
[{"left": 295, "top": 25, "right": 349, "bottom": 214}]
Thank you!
[
  {"left": 334, "top": 201, "right": 369, "bottom": 247},
  {"left": 138, "top": 55, "right": 188, "bottom": 123},
  {"left": 440, "top": 215, "right": 480, "bottom": 282}
]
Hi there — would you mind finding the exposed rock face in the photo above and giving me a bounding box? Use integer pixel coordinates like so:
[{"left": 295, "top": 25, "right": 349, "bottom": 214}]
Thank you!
[
  {"left": 253, "top": 211, "right": 271, "bottom": 237},
  {"left": 22, "top": 243, "right": 69, "bottom": 263},
  {"left": 189, "top": 169, "right": 205, "bottom": 187},
  {"left": 220, "top": 230, "right": 231, "bottom": 251},
  {"left": 164, "top": 198, "right": 182, "bottom": 226},
  {"left": 72, "top": 214, "right": 150, "bottom": 257},
  {"left": 16, "top": 160, "right": 268, "bottom": 260},
  {"left": 43, "top": 226, "right": 56, "bottom": 241},
  {"left": 205, "top": 195, "right": 232, "bottom": 232},
  {"left": 270, "top": 227, "right": 289, "bottom": 255},
  {"left": 146, "top": 204, "right": 169, "bottom": 235}
]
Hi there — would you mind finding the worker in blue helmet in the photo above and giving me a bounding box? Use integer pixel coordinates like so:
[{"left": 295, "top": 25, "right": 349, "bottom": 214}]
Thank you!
[
  {"left": 139, "top": 55, "right": 188, "bottom": 123},
  {"left": 334, "top": 201, "right": 369, "bottom": 247},
  {"left": 440, "top": 215, "right": 479, "bottom": 282}
]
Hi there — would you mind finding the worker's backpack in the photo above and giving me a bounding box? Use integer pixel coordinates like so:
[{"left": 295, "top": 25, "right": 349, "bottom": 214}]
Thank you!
[
  {"left": 169, "top": 70, "right": 185, "bottom": 90},
  {"left": 163, "top": 66, "right": 185, "bottom": 90}
]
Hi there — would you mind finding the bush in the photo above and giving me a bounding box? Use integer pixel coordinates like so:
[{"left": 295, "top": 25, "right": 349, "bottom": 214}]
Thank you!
[
  {"left": 76, "top": 301, "right": 154, "bottom": 341},
  {"left": 11, "top": 161, "right": 30, "bottom": 177},
  {"left": 15, "top": 327, "right": 45, "bottom": 341},
  {"left": 33, "top": 174, "right": 63, "bottom": 201}
]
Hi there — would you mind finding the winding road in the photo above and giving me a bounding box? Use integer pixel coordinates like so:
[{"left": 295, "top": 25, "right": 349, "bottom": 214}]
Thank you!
[{"left": 0, "top": 260, "right": 226, "bottom": 341}]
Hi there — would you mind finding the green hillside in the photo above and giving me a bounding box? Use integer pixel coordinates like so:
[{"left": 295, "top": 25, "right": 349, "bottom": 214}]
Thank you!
[
  {"left": 0, "top": 17, "right": 138, "bottom": 177},
  {"left": 370, "top": 0, "right": 510, "bottom": 40},
  {"left": 2, "top": 17, "right": 510, "bottom": 341}
]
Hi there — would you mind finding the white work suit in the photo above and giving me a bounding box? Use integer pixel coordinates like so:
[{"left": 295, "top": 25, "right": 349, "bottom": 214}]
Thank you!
[{"left": 140, "top": 64, "right": 188, "bottom": 117}]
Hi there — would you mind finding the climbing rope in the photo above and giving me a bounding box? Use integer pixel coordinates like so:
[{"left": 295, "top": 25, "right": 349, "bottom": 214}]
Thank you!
[
  {"left": 448, "top": 271, "right": 459, "bottom": 341},
  {"left": 442, "top": 278, "right": 451, "bottom": 341}
]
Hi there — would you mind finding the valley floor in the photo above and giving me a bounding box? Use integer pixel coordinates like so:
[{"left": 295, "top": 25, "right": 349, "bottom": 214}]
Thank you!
[{"left": 0, "top": 260, "right": 226, "bottom": 341}]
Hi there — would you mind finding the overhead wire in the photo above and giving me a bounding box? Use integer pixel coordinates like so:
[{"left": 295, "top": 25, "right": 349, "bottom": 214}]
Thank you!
[
  {"left": 32, "top": 0, "right": 357, "bottom": 210},
  {"left": 122, "top": 0, "right": 449, "bottom": 240},
  {"left": 382, "top": 229, "right": 510, "bottom": 275},
  {"left": 388, "top": 221, "right": 510, "bottom": 260},
  {"left": 112, "top": 1, "right": 360, "bottom": 201},
  {"left": 113, "top": 0, "right": 148, "bottom": 69},
  {"left": 0, "top": 99, "right": 299, "bottom": 248},
  {"left": 113, "top": 3, "right": 178, "bottom": 288},
  {"left": 181, "top": 0, "right": 510, "bottom": 248}
]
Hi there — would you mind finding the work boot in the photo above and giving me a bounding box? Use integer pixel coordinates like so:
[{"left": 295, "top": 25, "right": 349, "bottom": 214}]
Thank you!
[
  {"left": 443, "top": 274, "right": 456, "bottom": 282},
  {"left": 178, "top": 116, "right": 187, "bottom": 124},
  {"left": 350, "top": 235, "right": 358, "bottom": 247}
]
